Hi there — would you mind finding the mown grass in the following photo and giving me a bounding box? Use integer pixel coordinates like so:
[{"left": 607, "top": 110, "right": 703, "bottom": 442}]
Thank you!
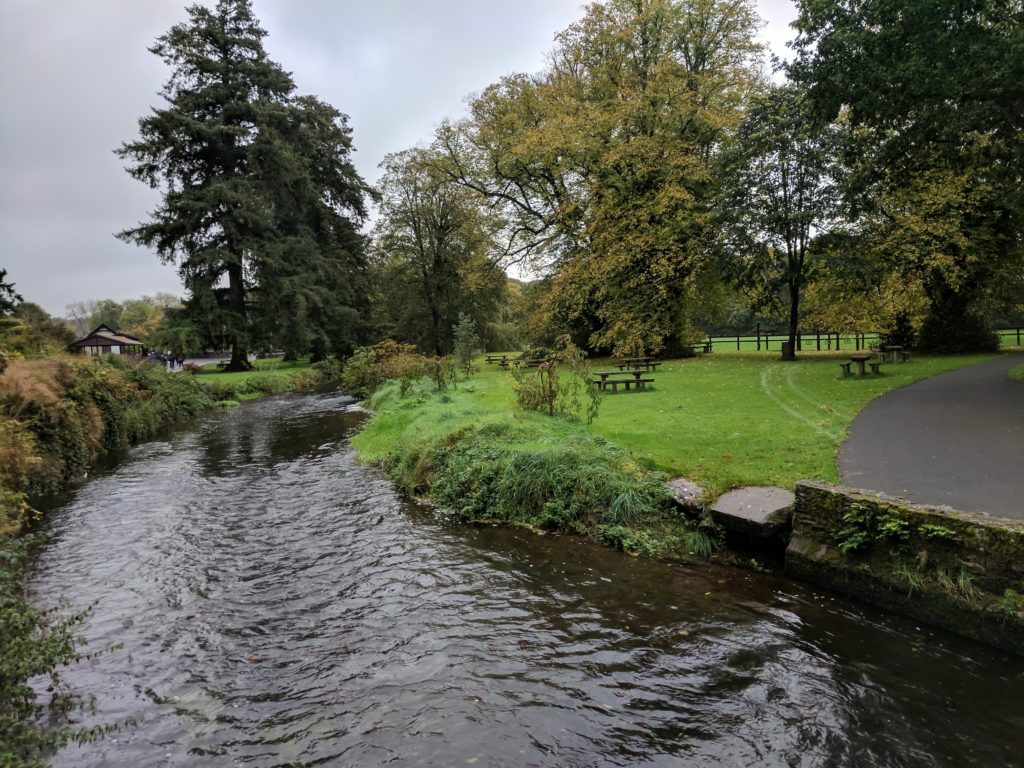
[
  {"left": 188, "top": 357, "right": 321, "bottom": 400},
  {"left": 355, "top": 351, "right": 995, "bottom": 499},
  {"left": 1008, "top": 364, "right": 1024, "bottom": 383}
]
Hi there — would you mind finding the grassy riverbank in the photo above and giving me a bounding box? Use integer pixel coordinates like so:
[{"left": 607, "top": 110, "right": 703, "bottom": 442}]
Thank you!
[
  {"left": 354, "top": 378, "right": 717, "bottom": 559},
  {"left": 188, "top": 357, "right": 331, "bottom": 401},
  {"left": 356, "top": 352, "right": 992, "bottom": 500}
]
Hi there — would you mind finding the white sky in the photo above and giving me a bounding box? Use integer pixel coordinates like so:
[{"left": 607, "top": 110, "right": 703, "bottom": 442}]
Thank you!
[{"left": 0, "top": 0, "right": 797, "bottom": 316}]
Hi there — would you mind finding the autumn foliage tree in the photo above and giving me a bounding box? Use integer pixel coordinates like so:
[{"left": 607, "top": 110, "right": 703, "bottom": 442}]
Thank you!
[{"left": 439, "top": 0, "right": 763, "bottom": 354}]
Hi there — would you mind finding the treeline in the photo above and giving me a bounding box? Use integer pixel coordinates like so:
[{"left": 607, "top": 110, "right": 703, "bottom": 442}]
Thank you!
[
  {"left": 112, "top": 0, "right": 1021, "bottom": 368},
  {"left": 367, "top": 0, "right": 1023, "bottom": 358}
]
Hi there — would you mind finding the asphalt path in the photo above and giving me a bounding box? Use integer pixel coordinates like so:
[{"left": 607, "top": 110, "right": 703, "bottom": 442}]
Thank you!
[{"left": 839, "top": 355, "right": 1024, "bottom": 519}]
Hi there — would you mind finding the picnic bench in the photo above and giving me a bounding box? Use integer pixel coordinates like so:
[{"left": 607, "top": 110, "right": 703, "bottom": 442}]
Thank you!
[
  {"left": 616, "top": 358, "right": 661, "bottom": 372},
  {"left": 485, "top": 354, "right": 509, "bottom": 365},
  {"left": 880, "top": 345, "right": 911, "bottom": 363},
  {"left": 216, "top": 359, "right": 229, "bottom": 370},
  {"left": 840, "top": 353, "right": 883, "bottom": 378},
  {"left": 592, "top": 369, "right": 655, "bottom": 392},
  {"left": 689, "top": 339, "right": 713, "bottom": 353}
]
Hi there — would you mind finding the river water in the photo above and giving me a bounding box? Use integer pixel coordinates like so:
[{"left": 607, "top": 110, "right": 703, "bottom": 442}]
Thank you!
[{"left": 28, "top": 392, "right": 1024, "bottom": 767}]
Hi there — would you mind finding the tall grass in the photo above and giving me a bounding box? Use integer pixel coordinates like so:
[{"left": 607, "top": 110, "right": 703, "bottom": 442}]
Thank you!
[{"left": 354, "top": 379, "right": 710, "bottom": 557}]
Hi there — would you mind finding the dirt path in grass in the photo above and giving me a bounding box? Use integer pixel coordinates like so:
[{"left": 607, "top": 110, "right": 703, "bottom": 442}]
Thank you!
[{"left": 839, "top": 354, "right": 1024, "bottom": 518}]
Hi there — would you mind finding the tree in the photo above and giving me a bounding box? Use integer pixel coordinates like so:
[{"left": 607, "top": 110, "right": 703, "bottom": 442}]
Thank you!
[
  {"left": 0, "top": 269, "right": 22, "bottom": 316},
  {"left": 371, "top": 149, "right": 505, "bottom": 356},
  {"left": 791, "top": 0, "right": 1024, "bottom": 350},
  {"left": 117, "top": 0, "right": 371, "bottom": 369},
  {"left": 438, "top": 0, "right": 763, "bottom": 354},
  {"left": 718, "top": 84, "right": 840, "bottom": 359}
]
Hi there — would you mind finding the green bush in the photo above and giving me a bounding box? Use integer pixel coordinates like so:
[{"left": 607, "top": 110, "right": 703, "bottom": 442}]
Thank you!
[
  {"left": 916, "top": 311, "right": 999, "bottom": 353},
  {"left": 202, "top": 378, "right": 239, "bottom": 401}
]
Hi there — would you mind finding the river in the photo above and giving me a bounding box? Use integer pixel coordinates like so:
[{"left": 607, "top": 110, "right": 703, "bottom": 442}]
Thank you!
[{"left": 28, "top": 392, "right": 1024, "bottom": 767}]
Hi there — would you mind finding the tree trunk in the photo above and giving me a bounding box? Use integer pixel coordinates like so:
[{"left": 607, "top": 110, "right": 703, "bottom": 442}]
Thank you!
[
  {"left": 784, "top": 280, "right": 800, "bottom": 361},
  {"left": 226, "top": 261, "right": 251, "bottom": 371}
]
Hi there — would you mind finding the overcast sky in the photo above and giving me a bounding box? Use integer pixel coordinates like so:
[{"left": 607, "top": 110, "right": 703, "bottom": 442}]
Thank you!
[{"left": 0, "top": 0, "right": 797, "bottom": 317}]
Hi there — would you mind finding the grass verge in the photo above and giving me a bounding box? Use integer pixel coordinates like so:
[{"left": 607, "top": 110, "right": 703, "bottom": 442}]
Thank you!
[{"left": 353, "top": 378, "right": 718, "bottom": 559}]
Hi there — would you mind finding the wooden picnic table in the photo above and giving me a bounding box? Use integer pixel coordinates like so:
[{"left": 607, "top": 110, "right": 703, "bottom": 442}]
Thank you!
[
  {"left": 485, "top": 354, "right": 508, "bottom": 364},
  {"left": 593, "top": 369, "right": 647, "bottom": 381},
  {"left": 616, "top": 360, "right": 661, "bottom": 372},
  {"left": 591, "top": 374, "right": 655, "bottom": 393}
]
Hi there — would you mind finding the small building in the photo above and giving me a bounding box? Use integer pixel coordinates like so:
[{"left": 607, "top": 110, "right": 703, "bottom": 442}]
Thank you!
[{"left": 67, "top": 324, "right": 145, "bottom": 356}]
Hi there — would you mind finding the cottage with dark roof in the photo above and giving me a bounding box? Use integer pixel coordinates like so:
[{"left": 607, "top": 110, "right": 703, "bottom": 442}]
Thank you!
[{"left": 67, "top": 324, "right": 145, "bottom": 356}]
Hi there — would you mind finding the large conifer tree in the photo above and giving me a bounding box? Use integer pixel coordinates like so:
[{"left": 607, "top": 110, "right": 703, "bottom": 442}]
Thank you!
[{"left": 117, "top": 0, "right": 370, "bottom": 368}]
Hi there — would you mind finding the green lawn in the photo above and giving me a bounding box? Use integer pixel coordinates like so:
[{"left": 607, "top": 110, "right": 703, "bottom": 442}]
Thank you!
[
  {"left": 358, "top": 351, "right": 995, "bottom": 498},
  {"left": 188, "top": 357, "right": 317, "bottom": 398}
]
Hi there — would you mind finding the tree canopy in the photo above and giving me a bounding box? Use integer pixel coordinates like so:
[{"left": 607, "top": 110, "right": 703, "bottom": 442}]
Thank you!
[{"left": 117, "top": 0, "right": 371, "bottom": 368}]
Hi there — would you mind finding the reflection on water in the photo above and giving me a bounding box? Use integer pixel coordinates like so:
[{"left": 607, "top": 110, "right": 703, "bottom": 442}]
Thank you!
[{"left": 29, "top": 392, "right": 1024, "bottom": 767}]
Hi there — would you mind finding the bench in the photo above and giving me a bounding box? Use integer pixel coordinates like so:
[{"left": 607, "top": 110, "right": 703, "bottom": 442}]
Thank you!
[
  {"left": 485, "top": 355, "right": 508, "bottom": 365},
  {"left": 869, "top": 361, "right": 883, "bottom": 375},
  {"left": 216, "top": 360, "right": 230, "bottom": 370},
  {"left": 616, "top": 361, "right": 661, "bottom": 372},
  {"left": 594, "top": 369, "right": 647, "bottom": 381},
  {"left": 839, "top": 362, "right": 852, "bottom": 378},
  {"left": 690, "top": 340, "right": 713, "bottom": 353},
  {"left": 592, "top": 376, "right": 655, "bottom": 393}
]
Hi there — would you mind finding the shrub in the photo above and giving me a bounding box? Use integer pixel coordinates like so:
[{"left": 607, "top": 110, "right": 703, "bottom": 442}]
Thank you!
[
  {"left": 241, "top": 372, "right": 291, "bottom": 396},
  {"left": 916, "top": 311, "right": 999, "bottom": 353},
  {"left": 510, "top": 336, "right": 600, "bottom": 423},
  {"left": 452, "top": 313, "right": 481, "bottom": 377},
  {"left": 203, "top": 378, "right": 239, "bottom": 402},
  {"left": 340, "top": 340, "right": 418, "bottom": 398}
]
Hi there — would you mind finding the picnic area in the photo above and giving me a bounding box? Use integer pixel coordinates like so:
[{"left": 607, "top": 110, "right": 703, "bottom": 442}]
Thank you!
[{"left": 356, "top": 350, "right": 996, "bottom": 497}]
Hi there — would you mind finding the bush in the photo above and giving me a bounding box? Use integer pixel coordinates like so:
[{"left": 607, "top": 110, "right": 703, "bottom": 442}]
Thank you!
[
  {"left": 510, "top": 336, "right": 600, "bottom": 423},
  {"left": 340, "top": 340, "right": 418, "bottom": 398},
  {"left": 452, "top": 313, "right": 481, "bottom": 377},
  {"left": 916, "top": 311, "right": 999, "bottom": 353},
  {"left": 241, "top": 372, "right": 292, "bottom": 396},
  {"left": 202, "top": 378, "right": 239, "bottom": 402},
  {"left": 420, "top": 422, "right": 671, "bottom": 535}
]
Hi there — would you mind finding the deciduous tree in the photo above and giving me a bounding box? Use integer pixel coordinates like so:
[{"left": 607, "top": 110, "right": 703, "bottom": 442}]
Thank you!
[{"left": 717, "top": 84, "right": 840, "bottom": 359}]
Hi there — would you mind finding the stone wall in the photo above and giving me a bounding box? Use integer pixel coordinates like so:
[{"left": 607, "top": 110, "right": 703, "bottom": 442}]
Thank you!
[{"left": 786, "top": 481, "right": 1024, "bottom": 654}]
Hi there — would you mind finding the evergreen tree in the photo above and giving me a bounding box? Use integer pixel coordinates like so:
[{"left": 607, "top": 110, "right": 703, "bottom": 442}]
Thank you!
[{"left": 117, "top": 0, "right": 371, "bottom": 369}]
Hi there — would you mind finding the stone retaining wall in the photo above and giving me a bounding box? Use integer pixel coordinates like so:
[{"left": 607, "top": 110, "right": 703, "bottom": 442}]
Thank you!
[{"left": 786, "top": 481, "right": 1024, "bottom": 654}]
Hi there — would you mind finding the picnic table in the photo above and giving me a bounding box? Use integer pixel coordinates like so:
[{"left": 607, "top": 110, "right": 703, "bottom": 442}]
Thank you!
[
  {"left": 616, "top": 358, "right": 661, "bottom": 372},
  {"left": 839, "top": 353, "right": 883, "bottom": 378},
  {"left": 591, "top": 372, "right": 655, "bottom": 392},
  {"left": 880, "top": 345, "right": 911, "bottom": 363},
  {"left": 485, "top": 354, "right": 508, "bottom": 365}
]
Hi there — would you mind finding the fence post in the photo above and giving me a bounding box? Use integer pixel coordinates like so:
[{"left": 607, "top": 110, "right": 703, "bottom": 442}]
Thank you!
[
  {"left": 816, "top": 331, "right": 821, "bottom": 351},
  {"left": 756, "top": 322, "right": 761, "bottom": 351},
  {"left": 1018, "top": 327, "right": 1021, "bottom": 345},
  {"left": 736, "top": 334, "right": 741, "bottom": 351}
]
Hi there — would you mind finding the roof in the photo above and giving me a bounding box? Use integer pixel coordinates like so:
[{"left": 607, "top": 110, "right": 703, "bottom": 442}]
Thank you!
[{"left": 68, "top": 324, "right": 145, "bottom": 348}]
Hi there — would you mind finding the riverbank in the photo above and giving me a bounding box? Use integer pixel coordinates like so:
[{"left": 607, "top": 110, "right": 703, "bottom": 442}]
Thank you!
[
  {"left": 351, "top": 351, "right": 1024, "bottom": 653},
  {"left": 353, "top": 378, "right": 717, "bottom": 559}
]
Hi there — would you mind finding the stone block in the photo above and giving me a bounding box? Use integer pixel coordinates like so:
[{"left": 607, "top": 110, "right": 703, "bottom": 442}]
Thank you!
[{"left": 710, "top": 486, "right": 794, "bottom": 539}]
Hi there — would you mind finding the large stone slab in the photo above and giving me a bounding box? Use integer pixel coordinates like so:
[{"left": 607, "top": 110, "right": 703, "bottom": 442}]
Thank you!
[{"left": 710, "top": 486, "right": 794, "bottom": 539}]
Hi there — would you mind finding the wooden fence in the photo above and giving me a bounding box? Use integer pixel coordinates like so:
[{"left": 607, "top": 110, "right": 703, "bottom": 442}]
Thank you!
[{"left": 701, "top": 327, "right": 1023, "bottom": 353}]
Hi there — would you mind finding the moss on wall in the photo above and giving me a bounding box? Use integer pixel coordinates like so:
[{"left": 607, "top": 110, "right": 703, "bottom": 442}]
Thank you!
[{"left": 786, "top": 481, "right": 1024, "bottom": 654}]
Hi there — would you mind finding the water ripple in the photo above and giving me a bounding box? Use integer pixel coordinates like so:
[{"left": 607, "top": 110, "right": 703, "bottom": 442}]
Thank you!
[{"left": 26, "top": 392, "right": 1024, "bottom": 767}]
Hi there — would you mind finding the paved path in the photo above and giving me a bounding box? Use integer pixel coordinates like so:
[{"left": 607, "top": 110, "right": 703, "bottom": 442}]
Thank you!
[{"left": 839, "top": 355, "right": 1024, "bottom": 519}]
